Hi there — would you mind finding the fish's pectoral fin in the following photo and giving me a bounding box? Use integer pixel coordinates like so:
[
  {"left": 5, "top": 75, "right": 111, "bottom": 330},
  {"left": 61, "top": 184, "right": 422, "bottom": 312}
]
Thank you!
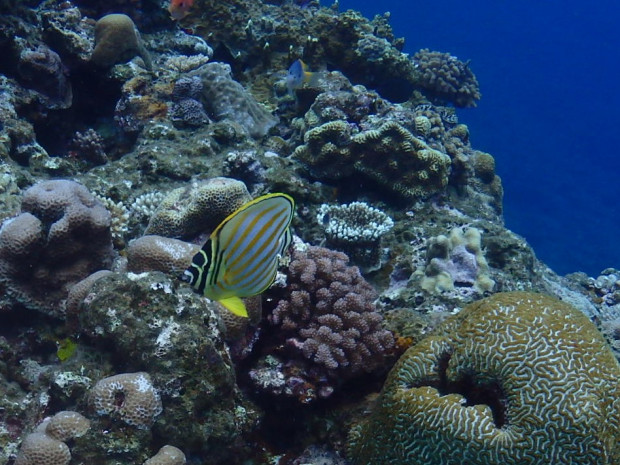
[{"left": 217, "top": 296, "right": 248, "bottom": 318}]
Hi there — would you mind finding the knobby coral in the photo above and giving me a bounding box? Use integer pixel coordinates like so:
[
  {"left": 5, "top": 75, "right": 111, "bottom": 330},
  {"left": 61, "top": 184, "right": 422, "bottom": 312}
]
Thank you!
[
  {"left": 264, "top": 243, "right": 394, "bottom": 400},
  {"left": 347, "top": 292, "right": 620, "bottom": 465},
  {"left": 413, "top": 48, "right": 481, "bottom": 108}
]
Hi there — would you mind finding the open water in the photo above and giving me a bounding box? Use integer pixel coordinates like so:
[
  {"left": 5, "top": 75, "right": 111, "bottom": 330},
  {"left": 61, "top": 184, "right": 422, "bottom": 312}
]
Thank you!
[{"left": 339, "top": 0, "right": 620, "bottom": 276}]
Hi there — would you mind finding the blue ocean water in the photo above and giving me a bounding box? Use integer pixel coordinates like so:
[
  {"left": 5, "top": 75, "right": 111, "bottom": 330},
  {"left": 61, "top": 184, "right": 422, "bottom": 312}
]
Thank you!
[{"left": 338, "top": 0, "right": 620, "bottom": 276}]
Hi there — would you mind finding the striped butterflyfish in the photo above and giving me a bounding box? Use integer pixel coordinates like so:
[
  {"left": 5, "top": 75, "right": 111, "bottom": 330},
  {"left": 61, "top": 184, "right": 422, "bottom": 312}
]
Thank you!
[{"left": 182, "top": 193, "right": 294, "bottom": 318}]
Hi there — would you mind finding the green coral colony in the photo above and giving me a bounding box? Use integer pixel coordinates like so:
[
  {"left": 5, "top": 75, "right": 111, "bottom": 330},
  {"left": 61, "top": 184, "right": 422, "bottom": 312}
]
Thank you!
[{"left": 0, "top": 1, "right": 618, "bottom": 464}]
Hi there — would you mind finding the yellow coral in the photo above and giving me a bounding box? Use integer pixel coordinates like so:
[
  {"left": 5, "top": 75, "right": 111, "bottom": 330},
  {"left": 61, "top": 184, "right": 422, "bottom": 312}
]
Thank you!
[{"left": 348, "top": 292, "right": 620, "bottom": 465}]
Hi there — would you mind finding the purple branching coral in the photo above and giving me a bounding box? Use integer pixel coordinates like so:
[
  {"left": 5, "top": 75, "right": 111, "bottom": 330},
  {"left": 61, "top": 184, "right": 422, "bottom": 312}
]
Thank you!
[{"left": 266, "top": 245, "right": 394, "bottom": 399}]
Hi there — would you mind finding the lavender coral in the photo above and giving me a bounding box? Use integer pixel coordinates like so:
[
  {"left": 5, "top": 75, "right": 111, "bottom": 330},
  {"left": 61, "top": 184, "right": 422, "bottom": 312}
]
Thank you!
[{"left": 265, "top": 244, "right": 394, "bottom": 400}]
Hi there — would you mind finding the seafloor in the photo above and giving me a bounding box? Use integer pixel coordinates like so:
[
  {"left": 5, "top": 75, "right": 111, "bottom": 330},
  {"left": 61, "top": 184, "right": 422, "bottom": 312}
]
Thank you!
[{"left": 0, "top": 1, "right": 618, "bottom": 465}]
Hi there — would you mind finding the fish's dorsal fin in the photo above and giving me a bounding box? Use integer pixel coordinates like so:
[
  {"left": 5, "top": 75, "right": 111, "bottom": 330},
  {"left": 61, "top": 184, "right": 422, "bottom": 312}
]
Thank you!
[{"left": 218, "top": 296, "right": 248, "bottom": 318}]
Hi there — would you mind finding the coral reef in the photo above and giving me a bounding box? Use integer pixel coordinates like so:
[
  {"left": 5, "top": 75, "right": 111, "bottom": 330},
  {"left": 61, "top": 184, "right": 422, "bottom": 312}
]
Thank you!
[
  {"left": 261, "top": 242, "right": 394, "bottom": 401},
  {"left": 316, "top": 201, "right": 393, "bottom": 272},
  {"left": 0, "top": 1, "right": 614, "bottom": 463},
  {"left": 413, "top": 49, "right": 481, "bottom": 107},
  {"left": 347, "top": 292, "right": 620, "bottom": 465},
  {"left": 91, "top": 372, "right": 163, "bottom": 429},
  {"left": 144, "top": 177, "right": 252, "bottom": 239},
  {"left": 0, "top": 180, "right": 113, "bottom": 316},
  {"left": 189, "top": 62, "right": 278, "bottom": 137},
  {"left": 91, "top": 14, "right": 152, "bottom": 70}
]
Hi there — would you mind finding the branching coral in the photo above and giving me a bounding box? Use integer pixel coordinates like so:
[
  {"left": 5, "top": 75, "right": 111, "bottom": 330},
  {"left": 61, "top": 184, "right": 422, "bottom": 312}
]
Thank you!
[
  {"left": 316, "top": 201, "right": 393, "bottom": 272},
  {"left": 347, "top": 292, "right": 620, "bottom": 465},
  {"left": 263, "top": 243, "right": 394, "bottom": 400}
]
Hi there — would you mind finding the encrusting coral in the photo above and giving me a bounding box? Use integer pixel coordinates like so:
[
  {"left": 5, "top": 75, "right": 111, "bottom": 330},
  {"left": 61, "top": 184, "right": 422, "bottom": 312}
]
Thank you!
[
  {"left": 91, "top": 372, "right": 163, "bottom": 430},
  {"left": 294, "top": 119, "right": 451, "bottom": 199},
  {"left": 347, "top": 292, "right": 620, "bottom": 465},
  {"left": 90, "top": 14, "right": 152, "bottom": 70},
  {"left": 188, "top": 62, "right": 278, "bottom": 137},
  {"left": 0, "top": 180, "right": 113, "bottom": 316}
]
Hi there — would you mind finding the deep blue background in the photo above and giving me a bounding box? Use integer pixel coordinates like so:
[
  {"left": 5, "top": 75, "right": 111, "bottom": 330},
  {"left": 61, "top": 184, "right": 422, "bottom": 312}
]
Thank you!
[{"left": 338, "top": 0, "right": 620, "bottom": 276}]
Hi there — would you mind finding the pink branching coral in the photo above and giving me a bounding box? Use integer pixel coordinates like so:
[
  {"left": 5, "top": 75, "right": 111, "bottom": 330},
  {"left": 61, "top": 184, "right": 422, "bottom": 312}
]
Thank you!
[{"left": 270, "top": 245, "right": 394, "bottom": 380}]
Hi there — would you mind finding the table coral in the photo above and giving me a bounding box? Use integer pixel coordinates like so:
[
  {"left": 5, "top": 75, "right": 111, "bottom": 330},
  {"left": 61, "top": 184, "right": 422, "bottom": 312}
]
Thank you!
[
  {"left": 347, "top": 292, "right": 620, "bottom": 465},
  {"left": 0, "top": 180, "right": 113, "bottom": 316}
]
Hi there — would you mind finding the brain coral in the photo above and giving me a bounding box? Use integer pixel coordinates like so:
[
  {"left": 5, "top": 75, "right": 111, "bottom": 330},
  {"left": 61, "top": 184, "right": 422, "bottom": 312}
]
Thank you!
[
  {"left": 0, "top": 180, "right": 113, "bottom": 316},
  {"left": 347, "top": 292, "right": 620, "bottom": 465}
]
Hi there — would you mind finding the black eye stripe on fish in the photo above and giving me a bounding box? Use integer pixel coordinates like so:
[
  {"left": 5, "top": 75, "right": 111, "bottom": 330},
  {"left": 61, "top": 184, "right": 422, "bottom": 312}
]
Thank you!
[{"left": 184, "top": 193, "right": 294, "bottom": 318}]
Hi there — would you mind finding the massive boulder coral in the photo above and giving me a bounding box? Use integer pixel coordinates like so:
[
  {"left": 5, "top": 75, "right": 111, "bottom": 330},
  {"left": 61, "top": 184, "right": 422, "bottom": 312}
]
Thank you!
[
  {"left": 347, "top": 292, "right": 620, "bottom": 465},
  {"left": 91, "top": 14, "right": 152, "bottom": 70},
  {"left": 144, "top": 177, "right": 252, "bottom": 239},
  {"left": 0, "top": 180, "right": 113, "bottom": 316}
]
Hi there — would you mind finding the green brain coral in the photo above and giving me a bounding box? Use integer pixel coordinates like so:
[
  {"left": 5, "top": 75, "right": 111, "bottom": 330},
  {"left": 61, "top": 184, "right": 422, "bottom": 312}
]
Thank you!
[{"left": 347, "top": 292, "right": 620, "bottom": 465}]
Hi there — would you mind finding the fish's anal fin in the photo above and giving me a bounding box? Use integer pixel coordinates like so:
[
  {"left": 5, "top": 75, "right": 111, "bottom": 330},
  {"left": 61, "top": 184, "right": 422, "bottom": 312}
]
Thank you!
[{"left": 218, "top": 296, "right": 248, "bottom": 318}]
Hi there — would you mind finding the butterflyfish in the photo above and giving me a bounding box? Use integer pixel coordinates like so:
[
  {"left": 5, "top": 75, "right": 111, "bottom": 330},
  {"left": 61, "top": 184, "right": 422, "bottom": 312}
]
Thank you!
[
  {"left": 169, "top": 0, "right": 193, "bottom": 20},
  {"left": 286, "top": 59, "right": 321, "bottom": 96},
  {"left": 182, "top": 193, "right": 295, "bottom": 318}
]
